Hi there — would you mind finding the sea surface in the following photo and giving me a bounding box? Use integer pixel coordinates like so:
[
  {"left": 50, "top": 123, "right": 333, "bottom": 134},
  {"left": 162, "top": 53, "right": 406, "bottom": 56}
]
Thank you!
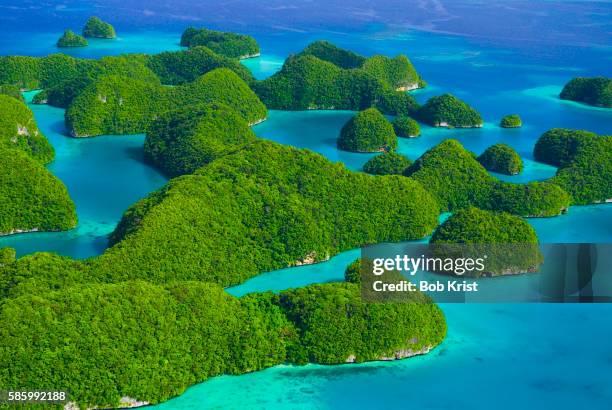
[{"left": 0, "top": 1, "right": 611, "bottom": 409}]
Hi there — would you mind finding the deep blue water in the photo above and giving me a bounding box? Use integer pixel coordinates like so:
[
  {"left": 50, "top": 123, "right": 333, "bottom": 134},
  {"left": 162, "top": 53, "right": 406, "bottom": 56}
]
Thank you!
[{"left": 0, "top": 1, "right": 611, "bottom": 409}]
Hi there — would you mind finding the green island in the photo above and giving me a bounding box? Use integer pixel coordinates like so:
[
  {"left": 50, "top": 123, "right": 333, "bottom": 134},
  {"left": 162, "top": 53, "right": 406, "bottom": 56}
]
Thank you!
[
  {"left": 65, "top": 67, "right": 266, "bottom": 137},
  {"left": 477, "top": 143, "right": 523, "bottom": 175},
  {"left": 393, "top": 115, "right": 420, "bottom": 138},
  {"left": 0, "top": 276, "right": 445, "bottom": 407},
  {"left": 180, "top": 27, "right": 260, "bottom": 59},
  {"left": 144, "top": 103, "right": 257, "bottom": 176},
  {"left": 534, "top": 128, "right": 611, "bottom": 204},
  {"left": 500, "top": 114, "right": 522, "bottom": 128},
  {"left": 0, "top": 95, "right": 76, "bottom": 235},
  {"left": 430, "top": 207, "right": 542, "bottom": 276},
  {"left": 416, "top": 94, "right": 483, "bottom": 128},
  {"left": 338, "top": 108, "right": 397, "bottom": 152},
  {"left": 82, "top": 16, "right": 116, "bottom": 39},
  {"left": 559, "top": 77, "right": 611, "bottom": 108},
  {"left": 57, "top": 29, "right": 88, "bottom": 48},
  {"left": 404, "top": 139, "right": 570, "bottom": 216},
  {"left": 254, "top": 41, "right": 421, "bottom": 113},
  {"left": 363, "top": 152, "right": 412, "bottom": 175}
]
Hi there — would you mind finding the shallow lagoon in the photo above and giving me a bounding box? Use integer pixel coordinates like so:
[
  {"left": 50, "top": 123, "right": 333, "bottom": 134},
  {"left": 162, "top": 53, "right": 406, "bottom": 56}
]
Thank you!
[{"left": 0, "top": 17, "right": 610, "bottom": 410}]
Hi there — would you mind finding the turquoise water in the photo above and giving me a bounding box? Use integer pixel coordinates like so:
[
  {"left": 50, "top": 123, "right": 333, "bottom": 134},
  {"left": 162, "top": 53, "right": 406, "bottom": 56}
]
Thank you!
[
  {"left": 0, "top": 11, "right": 610, "bottom": 410},
  {"left": 0, "top": 92, "right": 167, "bottom": 258}
]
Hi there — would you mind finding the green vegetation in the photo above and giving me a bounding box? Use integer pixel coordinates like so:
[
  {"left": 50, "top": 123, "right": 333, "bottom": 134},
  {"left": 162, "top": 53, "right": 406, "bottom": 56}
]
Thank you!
[
  {"left": 0, "top": 148, "right": 77, "bottom": 235},
  {"left": 82, "top": 16, "right": 116, "bottom": 39},
  {"left": 0, "top": 95, "right": 53, "bottom": 163},
  {"left": 405, "top": 139, "right": 570, "bottom": 216},
  {"left": 144, "top": 103, "right": 257, "bottom": 176},
  {"left": 65, "top": 75, "right": 165, "bottom": 137},
  {"left": 534, "top": 128, "right": 612, "bottom": 204},
  {"left": 180, "top": 27, "right": 260, "bottom": 58},
  {"left": 146, "top": 46, "right": 254, "bottom": 85},
  {"left": 362, "top": 55, "right": 422, "bottom": 90},
  {"left": 363, "top": 152, "right": 412, "bottom": 175},
  {"left": 254, "top": 55, "right": 381, "bottom": 110},
  {"left": 0, "top": 96, "right": 76, "bottom": 234},
  {"left": 393, "top": 115, "right": 420, "bottom": 138},
  {"left": 338, "top": 108, "right": 397, "bottom": 152},
  {"left": 99, "top": 140, "right": 438, "bottom": 286},
  {"left": 254, "top": 42, "right": 421, "bottom": 112},
  {"left": 278, "top": 282, "right": 445, "bottom": 364},
  {"left": 0, "top": 278, "right": 445, "bottom": 407},
  {"left": 374, "top": 89, "right": 419, "bottom": 116},
  {"left": 57, "top": 29, "right": 88, "bottom": 48},
  {"left": 430, "top": 207, "right": 542, "bottom": 276},
  {"left": 477, "top": 143, "right": 523, "bottom": 175},
  {"left": 66, "top": 68, "right": 265, "bottom": 137},
  {"left": 1, "top": 48, "right": 251, "bottom": 109},
  {"left": 0, "top": 85, "right": 25, "bottom": 102},
  {"left": 500, "top": 114, "right": 521, "bottom": 128},
  {"left": 559, "top": 77, "right": 612, "bottom": 108},
  {"left": 344, "top": 259, "right": 361, "bottom": 283},
  {"left": 298, "top": 40, "right": 366, "bottom": 69},
  {"left": 175, "top": 68, "right": 266, "bottom": 123},
  {"left": 417, "top": 94, "right": 483, "bottom": 128},
  {"left": 0, "top": 247, "right": 15, "bottom": 266}
]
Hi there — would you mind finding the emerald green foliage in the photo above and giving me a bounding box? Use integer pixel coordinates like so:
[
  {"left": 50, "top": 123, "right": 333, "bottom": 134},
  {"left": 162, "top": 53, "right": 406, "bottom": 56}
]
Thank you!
[
  {"left": 180, "top": 27, "right": 260, "bottom": 58},
  {"left": 374, "top": 89, "right": 420, "bottom": 116},
  {"left": 417, "top": 94, "right": 483, "bottom": 127},
  {"left": 363, "top": 152, "right": 412, "bottom": 175},
  {"left": 362, "top": 55, "right": 421, "bottom": 90},
  {"left": 559, "top": 77, "right": 612, "bottom": 108},
  {"left": 0, "top": 148, "right": 76, "bottom": 234},
  {"left": 173, "top": 68, "right": 266, "bottom": 123},
  {"left": 405, "top": 140, "right": 493, "bottom": 210},
  {"left": 344, "top": 259, "right": 361, "bottom": 283},
  {"left": 533, "top": 128, "right": 598, "bottom": 166},
  {"left": 82, "top": 16, "right": 116, "bottom": 39},
  {"left": 0, "top": 277, "right": 445, "bottom": 407},
  {"left": 430, "top": 207, "right": 542, "bottom": 276},
  {"left": 144, "top": 103, "right": 257, "bottom": 176},
  {"left": 99, "top": 140, "right": 438, "bottom": 286},
  {"left": 500, "top": 114, "right": 522, "bottom": 128},
  {"left": 534, "top": 128, "right": 611, "bottom": 204},
  {"left": 65, "top": 75, "right": 166, "bottom": 137},
  {"left": 0, "top": 95, "right": 53, "bottom": 164},
  {"left": 338, "top": 108, "right": 397, "bottom": 152},
  {"left": 405, "top": 139, "right": 570, "bottom": 216},
  {"left": 32, "top": 76, "right": 93, "bottom": 107},
  {"left": 477, "top": 143, "right": 523, "bottom": 175},
  {"left": 298, "top": 40, "right": 366, "bottom": 69},
  {"left": 486, "top": 181, "right": 570, "bottom": 217},
  {"left": 254, "top": 42, "right": 423, "bottom": 112},
  {"left": 57, "top": 29, "right": 88, "bottom": 47},
  {"left": 393, "top": 115, "right": 420, "bottom": 138},
  {"left": 0, "top": 247, "right": 15, "bottom": 266},
  {"left": 277, "top": 282, "right": 446, "bottom": 364},
  {"left": 146, "top": 46, "right": 254, "bottom": 85},
  {"left": 254, "top": 55, "right": 383, "bottom": 110},
  {"left": 0, "top": 55, "right": 41, "bottom": 89},
  {"left": 0, "top": 84, "right": 24, "bottom": 102},
  {"left": 1, "top": 53, "right": 159, "bottom": 108},
  {"left": 0, "top": 96, "right": 75, "bottom": 234},
  {"left": 66, "top": 68, "right": 266, "bottom": 136}
]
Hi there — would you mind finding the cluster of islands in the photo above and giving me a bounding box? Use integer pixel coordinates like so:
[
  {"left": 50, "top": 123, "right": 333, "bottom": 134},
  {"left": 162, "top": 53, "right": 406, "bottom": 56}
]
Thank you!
[{"left": 0, "top": 22, "right": 610, "bottom": 409}]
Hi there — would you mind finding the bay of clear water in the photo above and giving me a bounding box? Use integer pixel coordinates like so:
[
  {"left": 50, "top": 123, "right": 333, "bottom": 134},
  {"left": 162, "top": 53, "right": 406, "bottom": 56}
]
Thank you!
[{"left": 0, "top": 3, "right": 611, "bottom": 408}]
